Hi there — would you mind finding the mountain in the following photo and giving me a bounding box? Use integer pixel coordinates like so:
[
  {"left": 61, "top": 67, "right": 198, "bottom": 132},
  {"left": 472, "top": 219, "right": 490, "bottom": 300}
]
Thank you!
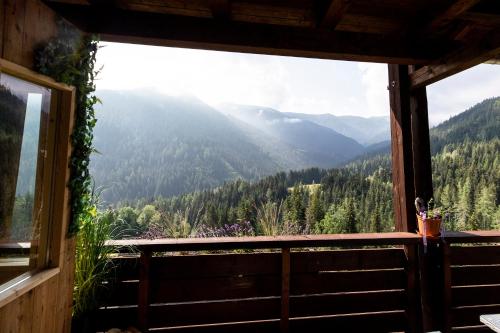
[
  {"left": 283, "top": 112, "right": 390, "bottom": 146},
  {"left": 91, "top": 90, "right": 282, "bottom": 203},
  {"left": 116, "top": 96, "right": 498, "bottom": 238},
  {"left": 429, "top": 97, "right": 500, "bottom": 153},
  {"left": 343, "top": 97, "right": 500, "bottom": 166},
  {"left": 219, "top": 104, "right": 365, "bottom": 165},
  {"left": 91, "top": 91, "right": 364, "bottom": 203}
]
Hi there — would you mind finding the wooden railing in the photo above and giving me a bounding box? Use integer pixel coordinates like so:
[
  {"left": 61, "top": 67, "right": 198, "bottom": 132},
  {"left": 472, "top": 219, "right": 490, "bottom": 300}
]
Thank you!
[
  {"left": 3, "top": 232, "right": 500, "bottom": 332},
  {"left": 97, "top": 231, "right": 500, "bottom": 333},
  {"left": 441, "top": 232, "right": 500, "bottom": 333},
  {"left": 98, "top": 232, "right": 421, "bottom": 333}
]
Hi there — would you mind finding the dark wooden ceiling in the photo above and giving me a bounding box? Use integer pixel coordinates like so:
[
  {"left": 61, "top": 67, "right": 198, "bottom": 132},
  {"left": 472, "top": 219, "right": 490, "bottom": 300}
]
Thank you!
[{"left": 45, "top": 0, "right": 500, "bottom": 86}]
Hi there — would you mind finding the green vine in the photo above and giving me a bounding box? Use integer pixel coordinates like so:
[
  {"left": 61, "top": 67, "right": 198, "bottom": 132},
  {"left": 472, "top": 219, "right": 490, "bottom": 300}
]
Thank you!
[{"left": 35, "top": 22, "right": 100, "bottom": 235}]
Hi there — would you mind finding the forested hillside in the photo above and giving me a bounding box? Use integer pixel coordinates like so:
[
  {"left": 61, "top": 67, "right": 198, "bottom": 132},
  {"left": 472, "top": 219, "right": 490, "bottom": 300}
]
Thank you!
[
  {"left": 283, "top": 112, "right": 389, "bottom": 145},
  {"left": 91, "top": 91, "right": 282, "bottom": 202},
  {"left": 101, "top": 97, "right": 500, "bottom": 239},
  {"left": 91, "top": 90, "right": 383, "bottom": 202}
]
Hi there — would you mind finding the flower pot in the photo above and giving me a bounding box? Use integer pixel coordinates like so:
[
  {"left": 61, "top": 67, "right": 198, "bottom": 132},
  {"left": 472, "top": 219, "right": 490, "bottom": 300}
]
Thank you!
[{"left": 416, "top": 215, "right": 442, "bottom": 237}]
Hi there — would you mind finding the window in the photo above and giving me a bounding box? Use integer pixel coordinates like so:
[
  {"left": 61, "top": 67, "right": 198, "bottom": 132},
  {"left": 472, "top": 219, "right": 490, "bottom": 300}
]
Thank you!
[{"left": 0, "top": 72, "right": 53, "bottom": 285}]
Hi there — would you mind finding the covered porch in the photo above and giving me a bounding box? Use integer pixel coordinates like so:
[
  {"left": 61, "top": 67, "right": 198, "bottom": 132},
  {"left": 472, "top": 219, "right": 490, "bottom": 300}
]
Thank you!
[{"left": 0, "top": 0, "right": 499, "bottom": 332}]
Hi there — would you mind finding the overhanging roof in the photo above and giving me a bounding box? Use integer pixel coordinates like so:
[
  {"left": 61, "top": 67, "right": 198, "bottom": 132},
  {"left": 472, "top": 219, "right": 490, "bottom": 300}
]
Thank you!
[{"left": 45, "top": 0, "right": 500, "bottom": 86}]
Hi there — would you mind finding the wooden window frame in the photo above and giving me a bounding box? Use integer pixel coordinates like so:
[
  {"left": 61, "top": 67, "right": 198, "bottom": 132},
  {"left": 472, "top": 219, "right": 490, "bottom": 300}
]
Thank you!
[{"left": 0, "top": 58, "right": 75, "bottom": 308}]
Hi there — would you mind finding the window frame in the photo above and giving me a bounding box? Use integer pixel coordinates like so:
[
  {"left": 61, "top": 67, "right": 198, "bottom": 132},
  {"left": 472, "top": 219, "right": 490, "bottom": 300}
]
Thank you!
[{"left": 0, "top": 58, "right": 75, "bottom": 307}]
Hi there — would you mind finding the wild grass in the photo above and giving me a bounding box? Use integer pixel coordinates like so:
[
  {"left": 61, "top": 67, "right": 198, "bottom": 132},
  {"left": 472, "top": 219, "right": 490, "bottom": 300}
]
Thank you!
[{"left": 73, "top": 188, "right": 128, "bottom": 319}]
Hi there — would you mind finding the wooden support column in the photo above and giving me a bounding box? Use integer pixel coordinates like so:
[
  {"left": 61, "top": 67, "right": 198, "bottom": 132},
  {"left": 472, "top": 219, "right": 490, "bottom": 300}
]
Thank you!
[
  {"left": 388, "top": 64, "right": 416, "bottom": 233},
  {"left": 388, "top": 64, "right": 434, "bottom": 231},
  {"left": 389, "top": 64, "right": 438, "bottom": 332},
  {"left": 281, "top": 247, "right": 290, "bottom": 333},
  {"left": 409, "top": 66, "right": 433, "bottom": 203}
]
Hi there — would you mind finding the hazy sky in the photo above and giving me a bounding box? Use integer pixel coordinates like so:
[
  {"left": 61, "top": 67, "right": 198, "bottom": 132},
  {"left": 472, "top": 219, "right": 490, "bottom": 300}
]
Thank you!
[{"left": 96, "top": 42, "right": 500, "bottom": 125}]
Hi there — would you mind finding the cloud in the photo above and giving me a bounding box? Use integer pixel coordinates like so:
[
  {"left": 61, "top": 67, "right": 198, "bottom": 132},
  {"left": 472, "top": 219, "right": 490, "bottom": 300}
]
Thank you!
[
  {"left": 96, "top": 42, "right": 500, "bottom": 123},
  {"left": 427, "top": 64, "right": 500, "bottom": 125},
  {"left": 357, "top": 63, "right": 389, "bottom": 117},
  {"left": 284, "top": 118, "right": 302, "bottom": 123}
]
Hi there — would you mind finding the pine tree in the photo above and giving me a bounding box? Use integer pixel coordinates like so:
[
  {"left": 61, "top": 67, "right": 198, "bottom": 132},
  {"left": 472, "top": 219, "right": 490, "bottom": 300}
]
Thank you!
[{"left": 306, "top": 189, "right": 324, "bottom": 229}]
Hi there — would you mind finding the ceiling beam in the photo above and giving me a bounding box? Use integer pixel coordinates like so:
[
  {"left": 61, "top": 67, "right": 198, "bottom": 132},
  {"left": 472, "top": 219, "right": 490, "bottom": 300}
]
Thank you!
[
  {"left": 319, "top": 0, "right": 350, "bottom": 29},
  {"left": 44, "top": 2, "right": 448, "bottom": 64},
  {"left": 210, "top": 0, "right": 230, "bottom": 20},
  {"left": 425, "top": 0, "right": 481, "bottom": 33},
  {"left": 410, "top": 28, "right": 500, "bottom": 88},
  {"left": 486, "top": 54, "right": 500, "bottom": 64}
]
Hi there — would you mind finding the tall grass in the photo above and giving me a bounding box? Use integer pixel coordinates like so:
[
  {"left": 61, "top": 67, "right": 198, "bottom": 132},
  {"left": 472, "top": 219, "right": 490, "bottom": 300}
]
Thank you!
[
  {"left": 256, "top": 200, "right": 303, "bottom": 236},
  {"left": 163, "top": 207, "right": 202, "bottom": 238},
  {"left": 73, "top": 191, "right": 119, "bottom": 319},
  {"left": 257, "top": 201, "right": 283, "bottom": 236}
]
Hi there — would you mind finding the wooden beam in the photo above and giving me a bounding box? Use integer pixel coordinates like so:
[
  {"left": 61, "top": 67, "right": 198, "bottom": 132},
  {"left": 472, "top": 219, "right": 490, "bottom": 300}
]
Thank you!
[
  {"left": 210, "top": 0, "right": 230, "bottom": 20},
  {"left": 486, "top": 54, "right": 500, "bottom": 64},
  {"left": 44, "top": 2, "right": 446, "bottom": 64},
  {"left": 410, "top": 28, "right": 500, "bottom": 88},
  {"left": 107, "top": 232, "right": 421, "bottom": 252},
  {"left": 319, "top": 0, "right": 350, "bottom": 29},
  {"left": 409, "top": 71, "right": 433, "bottom": 203},
  {"left": 426, "top": 0, "right": 481, "bottom": 33},
  {"left": 388, "top": 64, "right": 417, "bottom": 233}
]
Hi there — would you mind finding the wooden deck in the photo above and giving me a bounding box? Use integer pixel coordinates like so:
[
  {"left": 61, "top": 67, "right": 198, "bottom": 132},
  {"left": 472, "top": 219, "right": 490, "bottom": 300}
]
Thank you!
[{"left": 88, "top": 231, "right": 500, "bottom": 333}]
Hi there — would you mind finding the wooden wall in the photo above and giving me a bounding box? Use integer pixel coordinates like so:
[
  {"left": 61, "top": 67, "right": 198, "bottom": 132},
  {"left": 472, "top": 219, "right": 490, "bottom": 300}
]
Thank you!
[
  {"left": 0, "top": 0, "right": 58, "bottom": 69},
  {"left": 0, "top": 1, "right": 76, "bottom": 332}
]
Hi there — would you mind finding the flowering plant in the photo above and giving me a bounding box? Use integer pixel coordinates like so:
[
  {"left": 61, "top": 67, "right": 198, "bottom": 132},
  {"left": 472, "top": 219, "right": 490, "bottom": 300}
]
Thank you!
[
  {"left": 196, "top": 221, "right": 255, "bottom": 238},
  {"left": 415, "top": 197, "right": 444, "bottom": 220},
  {"left": 415, "top": 197, "right": 448, "bottom": 239}
]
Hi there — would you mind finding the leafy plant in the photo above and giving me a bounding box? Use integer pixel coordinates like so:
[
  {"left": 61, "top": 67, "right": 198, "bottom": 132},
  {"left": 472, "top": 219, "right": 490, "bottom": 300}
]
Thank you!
[{"left": 35, "top": 21, "right": 100, "bottom": 235}]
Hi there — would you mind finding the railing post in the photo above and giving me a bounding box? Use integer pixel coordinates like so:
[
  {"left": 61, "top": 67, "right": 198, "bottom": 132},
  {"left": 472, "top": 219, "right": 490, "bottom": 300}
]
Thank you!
[
  {"left": 138, "top": 249, "right": 151, "bottom": 332},
  {"left": 418, "top": 239, "right": 446, "bottom": 332},
  {"left": 442, "top": 242, "right": 452, "bottom": 333},
  {"left": 281, "top": 247, "right": 290, "bottom": 333},
  {"left": 405, "top": 244, "right": 423, "bottom": 333}
]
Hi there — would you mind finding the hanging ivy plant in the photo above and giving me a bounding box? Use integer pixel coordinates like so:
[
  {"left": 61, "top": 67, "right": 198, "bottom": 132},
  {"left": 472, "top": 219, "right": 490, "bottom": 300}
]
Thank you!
[{"left": 35, "top": 21, "right": 100, "bottom": 235}]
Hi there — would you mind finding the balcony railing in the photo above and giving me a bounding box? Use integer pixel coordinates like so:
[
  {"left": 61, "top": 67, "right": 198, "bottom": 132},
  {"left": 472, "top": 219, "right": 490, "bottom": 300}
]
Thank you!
[
  {"left": 3, "top": 232, "right": 499, "bottom": 332},
  {"left": 92, "top": 231, "right": 500, "bottom": 333}
]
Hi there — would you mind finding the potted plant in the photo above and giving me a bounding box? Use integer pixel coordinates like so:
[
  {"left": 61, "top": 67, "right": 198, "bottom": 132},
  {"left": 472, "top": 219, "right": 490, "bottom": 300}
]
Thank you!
[{"left": 415, "top": 198, "right": 443, "bottom": 237}]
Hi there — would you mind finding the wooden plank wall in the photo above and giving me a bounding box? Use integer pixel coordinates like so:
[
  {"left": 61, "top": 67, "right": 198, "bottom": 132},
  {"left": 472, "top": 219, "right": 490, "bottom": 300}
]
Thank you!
[
  {"left": 0, "top": 0, "right": 58, "bottom": 69},
  {"left": 0, "top": 1, "right": 76, "bottom": 332}
]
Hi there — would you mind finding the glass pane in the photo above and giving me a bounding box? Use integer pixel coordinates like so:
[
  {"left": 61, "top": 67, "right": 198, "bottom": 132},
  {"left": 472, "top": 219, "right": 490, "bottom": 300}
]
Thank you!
[{"left": 0, "top": 72, "right": 52, "bottom": 285}]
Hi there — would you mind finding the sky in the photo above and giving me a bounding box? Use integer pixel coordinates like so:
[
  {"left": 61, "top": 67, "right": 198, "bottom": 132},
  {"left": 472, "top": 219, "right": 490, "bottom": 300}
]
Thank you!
[{"left": 95, "top": 42, "right": 500, "bottom": 125}]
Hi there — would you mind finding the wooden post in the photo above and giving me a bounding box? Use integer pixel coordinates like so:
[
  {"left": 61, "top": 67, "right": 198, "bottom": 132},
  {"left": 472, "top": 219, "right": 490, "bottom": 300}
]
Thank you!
[
  {"left": 442, "top": 242, "right": 452, "bottom": 333},
  {"left": 405, "top": 244, "right": 423, "bottom": 333},
  {"left": 138, "top": 250, "right": 151, "bottom": 332},
  {"left": 388, "top": 64, "right": 416, "bottom": 233},
  {"left": 281, "top": 247, "right": 290, "bottom": 333},
  {"left": 388, "top": 64, "right": 436, "bottom": 333},
  {"left": 409, "top": 66, "right": 433, "bottom": 202},
  {"left": 417, "top": 240, "right": 446, "bottom": 332}
]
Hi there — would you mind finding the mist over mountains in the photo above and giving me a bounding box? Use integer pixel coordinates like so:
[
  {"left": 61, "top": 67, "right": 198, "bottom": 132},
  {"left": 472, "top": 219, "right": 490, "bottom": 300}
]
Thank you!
[{"left": 91, "top": 90, "right": 391, "bottom": 202}]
